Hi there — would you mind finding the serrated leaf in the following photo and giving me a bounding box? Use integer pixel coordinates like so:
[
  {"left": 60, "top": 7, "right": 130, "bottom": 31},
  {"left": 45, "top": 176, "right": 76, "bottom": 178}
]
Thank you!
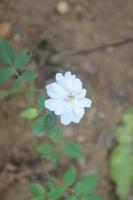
[
  {"left": 28, "top": 183, "right": 45, "bottom": 200},
  {"left": 14, "top": 50, "right": 31, "bottom": 68},
  {"left": 63, "top": 167, "right": 77, "bottom": 187},
  {"left": 63, "top": 141, "right": 83, "bottom": 159},
  {"left": 48, "top": 127, "right": 63, "bottom": 143},
  {"left": 110, "top": 144, "right": 133, "bottom": 199},
  {"left": 21, "top": 108, "right": 38, "bottom": 119},
  {"left": 0, "top": 67, "right": 13, "bottom": 84},
  {"left": 82, "top": 195, "right": 104, "bottom": 200},
  {"left": 32, "top": 117, "right": 46, "bottom": 137},
  {"left": 21, "top": 70, "right": 38, "bottom": 80},
  {"left": 0, "top": 39, "right": 15, "bottom": 65},
  {"left": 48, "top": 186, "right": 65, "bottom": 200},
  {"left": 74, "top": 174, "right": 99, "bottom": 195},
  {"left": 36, "top": 144, "right": 59, "bottom": 162},
  {"left": 45, "top": 112, "right": 57, "bottom": 129},
  {"left": 37, "top": 95, "right": 45, "bottom": 112}
]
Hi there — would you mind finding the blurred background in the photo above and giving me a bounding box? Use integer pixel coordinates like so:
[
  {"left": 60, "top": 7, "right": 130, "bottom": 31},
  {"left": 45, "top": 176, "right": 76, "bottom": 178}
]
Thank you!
[{"left": 0, "top": 0, "right": 133, "bottom": 199}]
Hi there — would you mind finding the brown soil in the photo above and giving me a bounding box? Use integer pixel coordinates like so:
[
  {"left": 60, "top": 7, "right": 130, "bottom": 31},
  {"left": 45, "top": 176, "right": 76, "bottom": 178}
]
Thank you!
[{"left": 0, "top": 0, "right": 133, "bottom": 199}]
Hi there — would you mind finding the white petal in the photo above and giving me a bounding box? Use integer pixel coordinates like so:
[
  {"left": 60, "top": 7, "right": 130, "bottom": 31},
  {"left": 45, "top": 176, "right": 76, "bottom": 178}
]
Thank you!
[
  {"left": 46, "top": 82, "right": 67, "bottom": 98},
  {"left": 64, "top": 72, "right": 76, "bottom": 91},
  {"left": 45, "top": 99, "right": 55, "bottom": 111},
  {"left": 65, "top": 71, "right": 76, "bottom": 79},
  {"left": 83, "top": 98, "right": 92, "bottom": 107},
  {"left": 77, "top": 89, "right": 87, "bottom": 98},
  {"left": 72, "top": 114, "right": 82, "bottom": 123},
  {"left": 60, "top": 112, "right": 72, "bottom": 125},
  {"left": 74, "top": 106, "right": 85, "bottom": 116},
  {"left": 46, "top": 84, "right": 58, "bottom": 99},
  {"left": 45, "top": 99, "right": 64, "bottom": 114},
  {"left": 76, "top": 98, "right": 92, "bottom": 108},
  {"left": 55, "top": 73, "right": 65, "bottom": 87},
  {"left": 65, "top": 71, "right": 72, "bottom": 78},
  {"left": 65, "top": 102, "right": 73, "bottom": 112},
  {"left": 72, "top": 78, "right": 82, "bottom": 95},
  {"left": 55, "top": 101, "right": 65, "bottom": 115}
]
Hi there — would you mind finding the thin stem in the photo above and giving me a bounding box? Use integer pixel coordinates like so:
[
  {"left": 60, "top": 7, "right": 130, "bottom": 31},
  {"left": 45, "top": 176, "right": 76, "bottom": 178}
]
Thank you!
[{"left": 13, "top": 69, "right": 36, "bottom": 106}]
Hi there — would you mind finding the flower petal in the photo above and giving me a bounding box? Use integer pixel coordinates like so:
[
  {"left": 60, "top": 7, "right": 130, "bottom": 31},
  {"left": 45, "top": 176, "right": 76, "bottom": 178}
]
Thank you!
[
  {"left": 64, "top": 71, "right": 72, "bottom": 78},
  {"left": 77, "top": 89, "right": 87, "bottom": 98},
  {"left": 72, "top": 78, "right": 82, "bottom": 95},
  {"left": 55, "top": 73, "right": 66, "bottom": 88},
  {"left": 76, "top": 98, "right": 92, "bottom": 108},
  {"left": 46, "top": 82, "right": 67, "bottom": 98},
  {"left": 60, "top": 112, "right": 72, "bottom": 125},
  {"left": 45, "top": 99, "right": 65, "bottom": 115},
  {"left": 64, "top": 71, "right": 76, "bottom": 91},
  {"left": 72, "top": 114, "right": 82, "bottom": 123},
  {"left": 65, "top": 102, "right": 73, "bottom": 112},
  {"left": 74, "top": 106, "right": 85, "bottom": 116}
]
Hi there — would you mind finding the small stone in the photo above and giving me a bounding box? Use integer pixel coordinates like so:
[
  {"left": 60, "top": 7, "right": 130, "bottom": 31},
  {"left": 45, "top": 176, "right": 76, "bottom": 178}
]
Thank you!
[
  {"left": 0, "top": 22, "right": 12, "bottom": 37},
  {"left": 5, "top": 163, "right": 17, "bottom": 172},
  {"left": 76, "top": 135, "right": 85, "bottom": 143},
  {"left": 13, "top": 33, "right": 21, "bottom": 42},
  {"left": 56, "top": 1, "right": 70, "bottom": 14}
]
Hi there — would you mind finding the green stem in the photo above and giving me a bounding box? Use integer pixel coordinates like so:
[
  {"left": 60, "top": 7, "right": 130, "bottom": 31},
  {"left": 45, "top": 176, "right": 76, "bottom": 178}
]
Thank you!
[{"left": 13, "top": 69, "right": 36, "bottom": 106}]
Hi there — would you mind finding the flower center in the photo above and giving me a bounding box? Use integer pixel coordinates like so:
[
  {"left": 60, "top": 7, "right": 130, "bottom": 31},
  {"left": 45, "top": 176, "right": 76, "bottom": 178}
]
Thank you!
[{"left": 65, "top": 95, "right": 75, "bottom": 102}]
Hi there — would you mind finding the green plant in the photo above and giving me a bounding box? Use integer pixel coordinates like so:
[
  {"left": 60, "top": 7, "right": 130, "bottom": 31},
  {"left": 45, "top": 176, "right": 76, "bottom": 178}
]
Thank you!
[
  {"left": 109, "top": 108, "right": 133, "bottom": 199},
  {"left": 0, "top": 38, "right": 103, "bottom": 200}
]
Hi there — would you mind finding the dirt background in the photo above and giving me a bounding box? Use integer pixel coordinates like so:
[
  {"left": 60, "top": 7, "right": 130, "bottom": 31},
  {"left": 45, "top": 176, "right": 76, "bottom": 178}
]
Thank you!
[{"left": 0, "top": 0, "right": 133, "bottom": 199}]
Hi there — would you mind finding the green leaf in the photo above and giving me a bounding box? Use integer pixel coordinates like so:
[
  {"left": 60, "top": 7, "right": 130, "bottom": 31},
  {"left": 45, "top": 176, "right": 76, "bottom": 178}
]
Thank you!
[
  {"left": 48, "top": 186, "right": 65, "bottom": 200},
  {"left": 36, "top": 144, "right": 59, "bottom": 162},
  {"left": 28, "top": 183, "right": 45, "bottom": 200},
  {"left": 0, "top": 39, "right": 15, "bottom": 65},
  {"left": 21, "top": 108, "right": 38, "bottom": 119},
  {"left": 45, "top": 112, "right": 57, "bottom": 129},
  {"left": 122, "top": 107, "right": 133, "bottom": 125},
  {"left": 110, "top": 144, "right": 133, "bottom": 199},
  {"left": 14, "top": 50, "right": 31, "bottom": 68},
  {"left": 115, "top": 125, "right": 133, "bottom": 144},
  {"left": 63, "top": 167, "right": 77, "bottom": 187},
  {"left": 21, "top": 70, "right": 38, "bottom": 80},
  {"left": 63, "top": 141, "right": 83, "bottom": 159},
  {"left": 48, "top": 127, "right": 63, "bottom": 143},
  {"left": 37, "top": 95, "right": 45, "bottom": 112},
  {"left": 32, "top": 117, "right": 46, "bottom": 137},
  {"left": 74, "top": 174, "right": 99, "bottom": 195},
  {"left": 66, "top": 195, "right": 78, "bottom": 200},
  {"left": 0, "top": 67, "right": 13, "bottom": 84},
  {"left": 82, "top": 195, "right": 104, "bottom": 200},
  {"left": 115, "top": 109, "right": 133, "bottom": 144}
]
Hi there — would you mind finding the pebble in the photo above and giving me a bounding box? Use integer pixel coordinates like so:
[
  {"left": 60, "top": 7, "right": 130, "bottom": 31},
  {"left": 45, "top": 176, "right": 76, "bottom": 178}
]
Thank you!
[{"left": 56, "top": 1, "right": 70, "bottom": 14}]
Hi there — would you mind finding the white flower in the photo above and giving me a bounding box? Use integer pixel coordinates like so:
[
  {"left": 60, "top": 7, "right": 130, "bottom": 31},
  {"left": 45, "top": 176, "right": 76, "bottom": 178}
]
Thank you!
[{"left": 45, "top": 71, "right": 92, "bottom": 125}]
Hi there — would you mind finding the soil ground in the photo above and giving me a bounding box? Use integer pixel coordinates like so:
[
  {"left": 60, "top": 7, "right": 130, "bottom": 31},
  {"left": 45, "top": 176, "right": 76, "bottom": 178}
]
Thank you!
[{"left": 0, "top": 0, "right": 133, "bottom": 199}]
